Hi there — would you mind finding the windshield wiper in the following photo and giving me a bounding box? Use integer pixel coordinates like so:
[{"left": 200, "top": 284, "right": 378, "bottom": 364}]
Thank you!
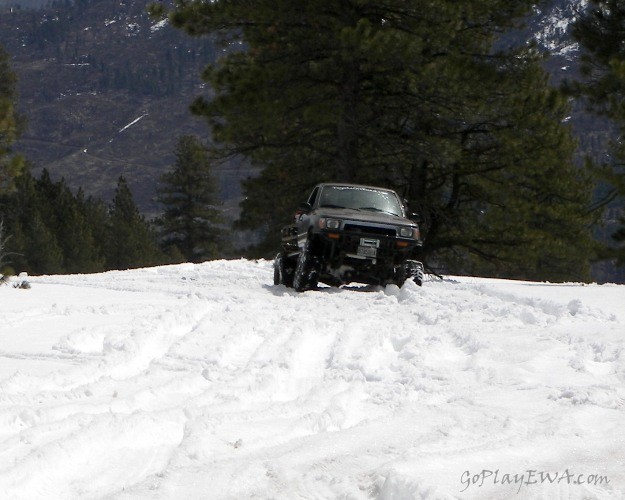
[
  {"left": 357, "top": 207, "right": 400, "bottom": 217},
  {"left": 319, "top": 204, "right": 347, "bottom": 209}
]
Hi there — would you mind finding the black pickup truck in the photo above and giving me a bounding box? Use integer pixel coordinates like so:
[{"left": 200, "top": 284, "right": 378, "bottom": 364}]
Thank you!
[{"left": 274, "top": 183, "right": 424, "bottom": 291}]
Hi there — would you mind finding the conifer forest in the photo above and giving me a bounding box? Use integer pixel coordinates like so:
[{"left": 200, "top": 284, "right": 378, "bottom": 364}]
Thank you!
[{"left": 0, "top": 0, "right": 624, "bottom": 282}]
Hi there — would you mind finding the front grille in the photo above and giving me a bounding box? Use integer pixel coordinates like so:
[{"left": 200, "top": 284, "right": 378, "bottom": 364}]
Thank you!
[
  {"left": 341, "top": 234, "right": 394, "bottom": 253},
  {"left": 344, "top": 224, "right": 396, "bottom": 237}
]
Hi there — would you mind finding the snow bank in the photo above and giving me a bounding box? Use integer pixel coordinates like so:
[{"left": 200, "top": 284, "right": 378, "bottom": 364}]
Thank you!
[{"left": 0, "top": 260, "right": 623, "bottom": 499}]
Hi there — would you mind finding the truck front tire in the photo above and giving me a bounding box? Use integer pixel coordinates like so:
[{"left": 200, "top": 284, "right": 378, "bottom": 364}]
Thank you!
[{"left": 293, "top": 239, "right": 318, "bottom": 292}]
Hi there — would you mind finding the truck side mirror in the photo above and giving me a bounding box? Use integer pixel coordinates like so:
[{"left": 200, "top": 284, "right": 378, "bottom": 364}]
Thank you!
[
  {"left": 298, "top": 202, "right": 312, "bottom": 213},
  {"left": 295, "top": 202, "right": 312, "bottom": 220}
]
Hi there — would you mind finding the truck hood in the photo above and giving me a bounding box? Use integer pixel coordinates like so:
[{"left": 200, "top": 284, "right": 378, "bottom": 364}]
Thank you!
[{"left": 314, "top": 208, "right": 415, "bottom": 227}]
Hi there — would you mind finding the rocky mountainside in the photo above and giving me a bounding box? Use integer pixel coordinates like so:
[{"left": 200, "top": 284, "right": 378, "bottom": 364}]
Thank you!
[
  {"left": 531, "top": 0, "right": 613, "bottom": 160},
  {"left": 0, "top": 0, "right": 46, "bottom": 8},
  {"left": 0, "top": 0, "right": 611, "bottom": 219},
  {"left": 533, "top": 0, "right": 586, "bottom": 58},
  {"left": 0, "top": 0, "right": 251, "bottom": 218}
]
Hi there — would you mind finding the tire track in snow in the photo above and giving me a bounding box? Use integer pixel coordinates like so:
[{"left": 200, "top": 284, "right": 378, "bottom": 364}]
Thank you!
[
  {"left": 0, "top": 410, "right": 185, "bottom": 499},
  {"left": 0, "top": 279, "right": 223, "bottom": 498},
  {"left": 1, "top": 261, "right": 624, "bottom": 499}
]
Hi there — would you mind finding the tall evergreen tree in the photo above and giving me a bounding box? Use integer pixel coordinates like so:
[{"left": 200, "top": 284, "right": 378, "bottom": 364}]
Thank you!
[
  {"left": 157, "top": 135, "right": 222, "bottom": 262},
  {"left": 1, "top": 170, "right": 64, "bottom": 274},
  {"left": 0, "top": 169, "right": 170, "bottom": 275},
  {"left": 79, "top": 189, "right": 110, "bottom": 264},
  {"left": 23, "top": 213, "right": 65, "bottom": 274},
  {"left": 30, "top": 170, "right": 102, "bottom": 273},
  {"left": 0, "top": 44, "right": 24, "bottom": 194},
  {"left": 161, "top": 0, "right": 597, "bottom": 280},
  {"left": 0, "top": 168, "right": 106, "bottom": 274},
  {"left": 106, "top": 176, "right": 163, "bottom": 270},
  {"left": 572, "top": 0, "right": 625, "bottom": 268},
  {"left": 0, "top": 217, "right": 9, "bottom": 276}
]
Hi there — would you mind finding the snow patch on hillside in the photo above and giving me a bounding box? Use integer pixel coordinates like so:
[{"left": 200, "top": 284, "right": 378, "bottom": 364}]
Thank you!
[
  {"left": 534, "top": 0, "right": 588, "bottom": 57},
  {"left": 118, "top": 114, "right": 148, "bottom": 134},
  {"left": 0, "top": 260, "right": 623, "bottom": 499},
  {"left": 150, "top": 19, "right": 168, "bottom": 33}
]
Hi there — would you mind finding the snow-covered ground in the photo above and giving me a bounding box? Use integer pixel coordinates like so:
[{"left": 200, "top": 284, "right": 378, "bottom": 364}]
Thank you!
[{"left": 1, "top": 260, "right": 624, "bottom": 499}]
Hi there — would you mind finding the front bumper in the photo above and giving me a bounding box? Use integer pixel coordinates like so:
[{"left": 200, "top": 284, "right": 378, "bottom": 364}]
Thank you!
[{"left": 318, "top": 229, "right": 420, "bottom": 265}]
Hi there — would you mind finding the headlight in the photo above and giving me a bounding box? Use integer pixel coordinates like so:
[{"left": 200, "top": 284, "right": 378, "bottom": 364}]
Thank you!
[
  {"left": 318, "top": 218, "right": 341, "bottom": 229},
  {"left": 399, "top": 226, "right": 414, "bottom": 238}
]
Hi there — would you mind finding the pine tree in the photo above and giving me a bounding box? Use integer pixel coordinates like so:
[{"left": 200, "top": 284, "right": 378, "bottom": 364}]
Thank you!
[
  {"left": 162, "top": 0, "right": 597, "bottom": 280},
  {"left": 79, "top": 189, "right": 110, "bottom": 265},
  {"left": 571, "top": 0, "right": 625, "bottom": 268},
  {"left": 24, "top": 213, "right": 65, "bottom": 274},
  {"left": 0, "top": 217, "right": 9, "bottom": 277},
  {"left": 54, "top": 185, "right": 105, "bottom": 274},
  {"left": 0, "top": 44, "right": 24, "bottom": 194},
  {"left": 1, "top": 169, "right": 167, "bottom": 275},
  {"left": 0, "top": 169, "right": 104, "bottom": 274},
  {"left": 157, "top": 135, "right": 222, "bottom": 263},
  {"left": 1, "top": 170, "right": 64, "bottom": 274},
  {"left": 28, "top": 169, "right": 105, "bottom": 273},
  {"left": 106, "top": 176, "right": 163, "bottom": 270}
]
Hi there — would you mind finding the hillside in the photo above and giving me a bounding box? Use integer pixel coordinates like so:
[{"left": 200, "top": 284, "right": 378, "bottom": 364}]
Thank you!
[
  {"left": 0, "top": 0, "right": 611, "bottom": 215},
  {"left": 0, "top": 260, "right": 624, "bottom": 498},
  {"left": 1, "top": 0, "right": 623, "bottom": 281},
  {"left": 0, "top": 0, "right": 251, "bottom": 217}
]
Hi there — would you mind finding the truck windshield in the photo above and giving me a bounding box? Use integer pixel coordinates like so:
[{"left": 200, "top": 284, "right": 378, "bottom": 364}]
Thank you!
[{"left": 318, "top": 186, "right": 404, "bottom": 217}]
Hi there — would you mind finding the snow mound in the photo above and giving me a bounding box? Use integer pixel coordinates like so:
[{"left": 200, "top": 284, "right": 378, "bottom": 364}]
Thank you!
[{"left": 0, "top": 260, "right": 623, "bottom": 499}]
